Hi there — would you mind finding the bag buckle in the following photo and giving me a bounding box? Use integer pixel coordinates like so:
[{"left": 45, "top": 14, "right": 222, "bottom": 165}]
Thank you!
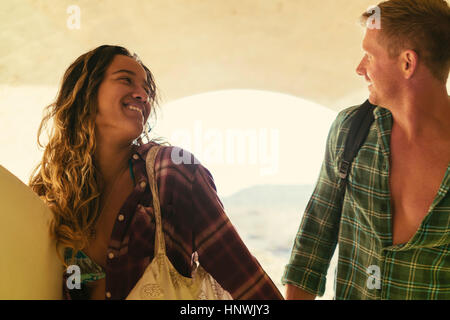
[{"left": 339, "top": 160, "right": 350, "bottom": 179}]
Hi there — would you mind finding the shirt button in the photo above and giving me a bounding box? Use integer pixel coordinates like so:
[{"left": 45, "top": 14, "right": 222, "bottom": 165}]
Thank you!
[
  {"left": 108, "top": 252, "right": 115, "bottom": 259},
  {"left": 106, "top": 292, "right": 111, "bottom": 299},
  {"left": 133, "top": 154, "right": 139, "bottom": 160},
  {"left": 140, "top": 181, "right": 147, "bottom": 189},
  {"left": 118, "top": 214, "right": 125, "bottom": 221}
]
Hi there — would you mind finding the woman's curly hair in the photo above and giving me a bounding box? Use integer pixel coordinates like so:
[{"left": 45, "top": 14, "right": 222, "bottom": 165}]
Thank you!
[{"left": 29, "top": 45, "right": 158, "bottom": 267}]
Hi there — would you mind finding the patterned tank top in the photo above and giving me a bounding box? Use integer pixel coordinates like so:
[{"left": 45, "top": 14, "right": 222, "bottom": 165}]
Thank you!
[{"left": 64, "top": 248, "right": 106, "bottom": 284}]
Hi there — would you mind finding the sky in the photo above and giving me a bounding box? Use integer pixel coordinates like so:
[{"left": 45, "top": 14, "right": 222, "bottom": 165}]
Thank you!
[{"left": 0, "top": 86, "right": 336, "bottom": 197}]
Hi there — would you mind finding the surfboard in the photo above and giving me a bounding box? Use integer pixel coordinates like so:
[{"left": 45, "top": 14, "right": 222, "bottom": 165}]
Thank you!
[{"left": 0, "top": 165, "right": 62, "bottom": 299}]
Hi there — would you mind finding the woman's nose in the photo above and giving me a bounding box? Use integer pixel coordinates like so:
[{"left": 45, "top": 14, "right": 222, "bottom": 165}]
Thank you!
[{"left": 132, "top": 86, "right": 149, "bottom": 102}]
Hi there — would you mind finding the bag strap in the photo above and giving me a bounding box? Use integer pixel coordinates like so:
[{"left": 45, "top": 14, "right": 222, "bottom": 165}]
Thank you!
[
  {"left": 145, "top": 145, "right": 165, "bottom": 256},
  {"left": 338, "top": 99, "right": 376, "bottom": 196}
]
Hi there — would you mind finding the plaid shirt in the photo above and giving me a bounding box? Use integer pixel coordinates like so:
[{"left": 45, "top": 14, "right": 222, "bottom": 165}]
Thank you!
[
  {"left": 282, "top": 105, "right": 450, "bottom": 300},
  {"left": 64, "top": 142, "right": 283, "bottom": 300}
]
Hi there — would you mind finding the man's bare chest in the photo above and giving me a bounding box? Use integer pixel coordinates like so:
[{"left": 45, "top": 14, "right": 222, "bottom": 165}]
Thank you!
[{"left": 389, "top": 141, "right": 450, "bottom": 244}]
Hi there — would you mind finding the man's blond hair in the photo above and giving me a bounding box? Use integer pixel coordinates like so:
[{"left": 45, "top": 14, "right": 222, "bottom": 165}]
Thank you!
[{"left": 361, "top": 0, "right": 450, "bottom": 83}]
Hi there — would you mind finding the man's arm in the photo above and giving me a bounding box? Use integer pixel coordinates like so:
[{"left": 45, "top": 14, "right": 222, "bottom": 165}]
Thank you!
[
  {"left": 285, "top": 284, "right": 316, "bottom": 300},
  {"left": 282, "top": 106, "right": 359, "bottom": 299}
]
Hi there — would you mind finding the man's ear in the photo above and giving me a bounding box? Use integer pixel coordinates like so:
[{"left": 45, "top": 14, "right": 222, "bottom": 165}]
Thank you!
[{"left": 400, "top": 50, "right": 418, "bottom": 80}]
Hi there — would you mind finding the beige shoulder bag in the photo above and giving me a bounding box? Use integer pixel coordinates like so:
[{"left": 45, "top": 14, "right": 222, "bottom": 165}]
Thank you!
[{"left": 126, "top": 145, "right": 233, "bottom": 300}]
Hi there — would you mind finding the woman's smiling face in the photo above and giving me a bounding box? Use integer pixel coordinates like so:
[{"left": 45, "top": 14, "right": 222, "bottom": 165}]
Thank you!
[{"left": 95, "top": 54, "right": 152, "bottom": 144}]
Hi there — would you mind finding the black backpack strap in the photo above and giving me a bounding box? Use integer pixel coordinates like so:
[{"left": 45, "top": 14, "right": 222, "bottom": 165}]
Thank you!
[{"left": 339, "top": 99, "right": 376, "bottom": 183}]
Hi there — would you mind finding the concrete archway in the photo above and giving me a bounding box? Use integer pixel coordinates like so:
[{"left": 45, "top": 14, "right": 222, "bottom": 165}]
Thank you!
[{"left": 2, "top": 0, "right": 388, "bottom": 110}]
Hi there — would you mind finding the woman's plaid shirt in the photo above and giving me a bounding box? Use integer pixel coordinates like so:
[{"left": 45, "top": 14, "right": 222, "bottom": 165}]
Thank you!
[
  {"left": 64, "top": 142, "right": 283, "bottom": 300},
  {"left": 282, "top": 105, "right": 450, "bottom": 299}
]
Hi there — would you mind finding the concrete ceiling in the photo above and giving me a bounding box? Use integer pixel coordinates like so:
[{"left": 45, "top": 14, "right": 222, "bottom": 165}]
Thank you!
[{"left": 1, "top": 0, "right": 447, "bottom": 111}]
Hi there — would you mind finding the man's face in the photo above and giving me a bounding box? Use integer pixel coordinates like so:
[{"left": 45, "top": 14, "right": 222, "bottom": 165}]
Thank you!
[
  {"left": 95, "top": 54, "right": 151, "bottom": 143},
  {"left": 356, "top": 29, "right": 402, "bottom": 107}
]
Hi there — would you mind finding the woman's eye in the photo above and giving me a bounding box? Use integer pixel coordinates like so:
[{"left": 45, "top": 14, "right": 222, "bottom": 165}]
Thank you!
[{"left": 120, "top": 77, "right": 132, "bottom": 84}]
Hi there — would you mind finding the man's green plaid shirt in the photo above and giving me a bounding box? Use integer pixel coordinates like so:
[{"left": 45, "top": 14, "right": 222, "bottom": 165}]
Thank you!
[{"left": 282, "top": 105, "right": 450, "bottom": 299}]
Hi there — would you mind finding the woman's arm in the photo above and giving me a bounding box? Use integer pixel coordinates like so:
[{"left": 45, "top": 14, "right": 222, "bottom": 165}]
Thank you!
[{"left": 191, "top": 163, "right": 283, "bottom": 300}]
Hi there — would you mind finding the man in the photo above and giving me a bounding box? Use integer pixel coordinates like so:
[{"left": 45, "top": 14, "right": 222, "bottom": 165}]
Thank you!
[{"left": 283, "top": 0, "right": 450, "bottom": 299}]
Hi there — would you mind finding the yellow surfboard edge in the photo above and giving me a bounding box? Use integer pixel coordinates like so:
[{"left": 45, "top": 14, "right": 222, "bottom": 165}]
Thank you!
[{"left": 0, "top": 165, "right": 63, "bottom": 300}]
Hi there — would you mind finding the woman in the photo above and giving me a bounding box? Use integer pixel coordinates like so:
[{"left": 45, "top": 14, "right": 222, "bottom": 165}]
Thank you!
[{"left": 29, "top": 45, "right": 283, "bottom": 300}]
